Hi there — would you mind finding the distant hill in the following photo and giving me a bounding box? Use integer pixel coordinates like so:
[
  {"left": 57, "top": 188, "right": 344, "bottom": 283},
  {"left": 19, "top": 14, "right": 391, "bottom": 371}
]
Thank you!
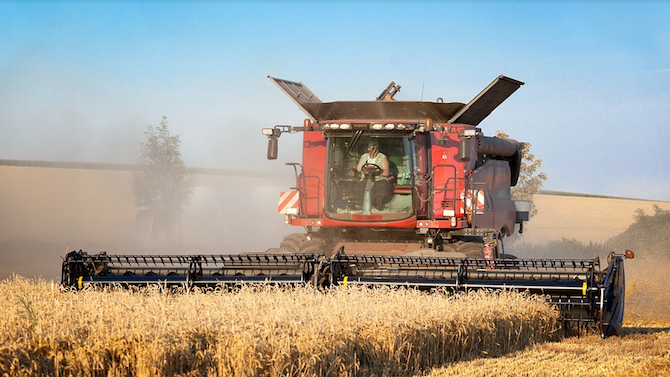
[
  {"left": 539, "top": 190, "right": 660, "bottom": 201},
  {"left": 516, "top": 192, "right": 670, "bottom": 246}
]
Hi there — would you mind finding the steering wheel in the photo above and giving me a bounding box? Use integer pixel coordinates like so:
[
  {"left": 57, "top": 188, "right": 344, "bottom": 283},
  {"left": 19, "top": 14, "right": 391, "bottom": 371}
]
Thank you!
[{"left": 361, "top": 163, "right": 382, "bottom": 177}]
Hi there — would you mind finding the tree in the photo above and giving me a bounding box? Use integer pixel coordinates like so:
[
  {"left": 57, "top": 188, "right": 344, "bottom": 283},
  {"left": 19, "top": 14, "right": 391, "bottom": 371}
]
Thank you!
[
  {"left": 608, "top": 204, "right": 670, "bottom": 260},
  {"left": 495, "top": 130, "right": 547, "bottom": 217},
  {"left": 133, "top": 116, "right": 193, "bottom": 239}
]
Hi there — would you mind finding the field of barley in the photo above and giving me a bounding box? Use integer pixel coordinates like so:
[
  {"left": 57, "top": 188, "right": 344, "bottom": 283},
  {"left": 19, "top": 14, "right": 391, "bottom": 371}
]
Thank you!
[
  {"left": 1, "top": 277, "right": 561, "bottom": 377},
  {"left": 424, "top": 266, "right": 670, "bottom": 377},
  {"left": 3, "top": 274, "right": 668, "bottom": 377},
  {"left": 424, "top": 320, "right": 670, "bottom": 377}
]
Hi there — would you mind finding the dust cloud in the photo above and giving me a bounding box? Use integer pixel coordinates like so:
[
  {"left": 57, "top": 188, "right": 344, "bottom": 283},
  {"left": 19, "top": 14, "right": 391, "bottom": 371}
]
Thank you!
[
  {"left": 510, "top": 227, "right": 670, "bottom": 324},
  {"left": 625, "top": 259, "right": 670, "bottom": 323},
  {"left": 0, "top": 164, "right": 295, "bottom": 281}
]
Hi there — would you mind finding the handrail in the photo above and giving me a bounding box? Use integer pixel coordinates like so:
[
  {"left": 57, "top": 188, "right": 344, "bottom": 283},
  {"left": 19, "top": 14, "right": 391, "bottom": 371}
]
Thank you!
[
  {"left": 430, "top": 164, "right": 458, "bottom": 220},
  {"left": 286, "top": 163, "right": 307, "bottom": 216}
]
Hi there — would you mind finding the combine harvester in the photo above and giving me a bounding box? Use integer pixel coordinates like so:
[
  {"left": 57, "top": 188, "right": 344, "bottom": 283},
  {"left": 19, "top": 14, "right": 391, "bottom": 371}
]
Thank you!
[{"left": 62, "top": 75, "right": 633, "bottom": 338}]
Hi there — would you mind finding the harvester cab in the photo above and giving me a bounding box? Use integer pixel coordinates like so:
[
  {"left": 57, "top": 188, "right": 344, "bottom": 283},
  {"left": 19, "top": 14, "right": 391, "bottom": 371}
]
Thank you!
[{"left": 61, "top": 75, "right": 635, "bottom": 338}]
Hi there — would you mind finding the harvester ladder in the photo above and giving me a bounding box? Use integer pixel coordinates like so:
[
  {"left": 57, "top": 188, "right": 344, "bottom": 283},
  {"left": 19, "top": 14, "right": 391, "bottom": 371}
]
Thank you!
[
  {"left": 286, "top": 162, "right": 322, "bottom": 217},
  {"left": 431, "top": 164, "right": 458, "bottom": 219}
]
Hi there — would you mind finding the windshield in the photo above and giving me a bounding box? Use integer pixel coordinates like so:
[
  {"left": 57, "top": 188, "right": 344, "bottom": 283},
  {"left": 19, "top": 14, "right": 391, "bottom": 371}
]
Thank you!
[{"left": 325, "top": 132, "right": 414, "bottom": 221}]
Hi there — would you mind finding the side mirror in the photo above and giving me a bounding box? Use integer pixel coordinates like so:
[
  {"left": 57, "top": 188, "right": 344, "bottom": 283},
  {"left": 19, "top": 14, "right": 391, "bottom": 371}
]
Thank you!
[
  {"left": 262, "top": 125, "right": 292, "bottom": 160},
  {"left": 267, "top": 137, "right": 278, "bottom": 160}
]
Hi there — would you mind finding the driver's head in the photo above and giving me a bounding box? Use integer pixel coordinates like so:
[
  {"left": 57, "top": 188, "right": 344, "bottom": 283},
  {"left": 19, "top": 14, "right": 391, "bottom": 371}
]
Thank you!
[{"left": 367, "top": 140, "right": 379, "bottom": 152}]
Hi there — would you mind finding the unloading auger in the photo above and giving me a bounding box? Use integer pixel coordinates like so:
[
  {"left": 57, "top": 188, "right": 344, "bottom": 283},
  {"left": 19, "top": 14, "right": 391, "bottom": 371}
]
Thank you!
[{"left": 61, "top": 248, "right": 634, "bottom": 338}]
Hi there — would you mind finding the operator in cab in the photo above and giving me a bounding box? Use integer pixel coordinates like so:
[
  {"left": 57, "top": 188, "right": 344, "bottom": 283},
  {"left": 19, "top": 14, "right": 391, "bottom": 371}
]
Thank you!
[{"left": 355, "top": 140, "right": 392, "bottom": 210}]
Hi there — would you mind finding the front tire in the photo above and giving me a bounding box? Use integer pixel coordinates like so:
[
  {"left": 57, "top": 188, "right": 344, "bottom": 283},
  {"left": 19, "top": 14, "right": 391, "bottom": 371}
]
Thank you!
[
  {"left": 456, "top": 239, "right": 485, "bottom": 258},
  {"left": 278, "top": 233, "right": 307, "bottom": 253},
  {"left": 299, "top": 238, "right": 329, "bottom": 256}
]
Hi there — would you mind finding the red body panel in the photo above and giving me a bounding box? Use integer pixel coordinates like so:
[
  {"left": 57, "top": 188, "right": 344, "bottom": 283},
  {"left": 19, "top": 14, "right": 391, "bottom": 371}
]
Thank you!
[
  {"left": 429, "top": 131, "right": 467, "bottom": 220},
  {"left": 300, "top": 131, "right": 326, "bottom": 217}
]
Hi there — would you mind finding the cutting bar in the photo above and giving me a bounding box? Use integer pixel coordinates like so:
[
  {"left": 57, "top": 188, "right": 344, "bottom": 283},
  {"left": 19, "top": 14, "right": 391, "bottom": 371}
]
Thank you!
[{"left": 61, "top": 249, "right": 631, "bottom": 337}]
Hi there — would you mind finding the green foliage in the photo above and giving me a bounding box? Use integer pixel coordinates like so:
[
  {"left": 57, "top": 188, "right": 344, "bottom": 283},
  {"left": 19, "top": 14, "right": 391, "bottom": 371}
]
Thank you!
[
  {"left": 17, "top": 294, "right": 37, "bottom": 328},
  {"left": 495, "top": 130, "right": 547, "bottom": 217},
  {"left": 607, "top": 204, "right": 670, "bottom": 260},
  {"left": 633, "top": 204, "right": 669, "bottom": 222},
  {"left": 133, "top": 116, "right": 193, "bottom": 238},
  {"left": 545, "top": 238, "right": 607, "bottom": 257}
]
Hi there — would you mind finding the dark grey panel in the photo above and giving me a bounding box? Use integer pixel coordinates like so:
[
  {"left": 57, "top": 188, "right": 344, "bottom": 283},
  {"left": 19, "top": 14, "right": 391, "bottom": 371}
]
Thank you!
[
  {"left": 303, "top": 101, "right": 465, "bottom": 122},
  {"left": 268, "top": 76, "right": 322, "bottom": 119},
  {"left": 448, "top": 75, "right": 524, "bottom": 126}
]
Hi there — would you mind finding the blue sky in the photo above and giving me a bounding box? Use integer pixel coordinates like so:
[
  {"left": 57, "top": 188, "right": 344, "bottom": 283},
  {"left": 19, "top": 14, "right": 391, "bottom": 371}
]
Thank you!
[{"left": 1, "top": 1, "right": 669, "bottom": 200}]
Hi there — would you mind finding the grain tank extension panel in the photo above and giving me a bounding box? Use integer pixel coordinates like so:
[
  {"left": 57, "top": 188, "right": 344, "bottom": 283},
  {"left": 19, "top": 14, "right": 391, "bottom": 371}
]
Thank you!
[{"left": 448, "top": 75, "right": 524, "bottom": 125}]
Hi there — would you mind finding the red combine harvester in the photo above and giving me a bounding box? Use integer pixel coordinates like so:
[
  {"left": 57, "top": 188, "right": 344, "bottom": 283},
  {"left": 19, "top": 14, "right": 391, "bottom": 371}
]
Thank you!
[
  {"left": 265, "top": 75, "right": 527, "bottom": 259},
  {"left": 62, "top": 75, "right": 633, "bottom": 338}
]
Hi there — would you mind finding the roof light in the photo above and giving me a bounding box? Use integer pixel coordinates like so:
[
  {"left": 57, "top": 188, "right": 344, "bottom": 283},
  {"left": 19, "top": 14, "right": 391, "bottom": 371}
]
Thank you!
[
  {"left": 330, "top": 123, "right": 340, "bottom": 130},
  {"left": 384, "top": 123, "right": 395, "bottom": 130},
  {"left": 371, "top": 123, "right": 383, "bottom": 130},
  {"left": 261, "top": 128, "right": 274, "bottom": 136},
  {"left": 463, "top": 129, "right": 477, "bottom": 137},
  {"left": 396, "top": 124, "right": 406, "bottom": 130},
  {"left": 339, "top": 123, "right": 351, "bottom": 130},
  {"left": 303, "top": 119, "right": 312, "bottom": 127},
  {"left": 321, "top": 123, "right": 331, "bottom": 129}
]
